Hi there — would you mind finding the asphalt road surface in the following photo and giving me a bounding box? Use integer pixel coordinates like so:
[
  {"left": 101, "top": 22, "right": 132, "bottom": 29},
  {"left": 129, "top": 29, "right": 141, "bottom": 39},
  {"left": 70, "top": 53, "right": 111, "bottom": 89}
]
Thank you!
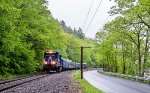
[{"left": 84, "top": 70, "right": 150, "bottom": 93}]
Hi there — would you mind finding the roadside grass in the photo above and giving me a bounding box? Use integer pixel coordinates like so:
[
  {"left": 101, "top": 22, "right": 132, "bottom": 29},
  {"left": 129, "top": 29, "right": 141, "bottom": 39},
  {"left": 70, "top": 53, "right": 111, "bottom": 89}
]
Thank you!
[{"left": 73, "top": 70, "right": 104, "bottom": 93}]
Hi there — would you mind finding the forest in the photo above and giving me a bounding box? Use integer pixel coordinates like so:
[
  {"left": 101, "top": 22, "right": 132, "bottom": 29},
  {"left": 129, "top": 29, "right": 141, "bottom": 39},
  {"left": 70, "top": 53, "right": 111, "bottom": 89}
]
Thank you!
[
  {"left": 0, "top": 0, "right": 94, "bottom": 78},
  {"left": 0, "top": 0, "right": 150, "bottom": 78},
  {"left": 95, "top": 0, "right": 150, "bottom": 76}
]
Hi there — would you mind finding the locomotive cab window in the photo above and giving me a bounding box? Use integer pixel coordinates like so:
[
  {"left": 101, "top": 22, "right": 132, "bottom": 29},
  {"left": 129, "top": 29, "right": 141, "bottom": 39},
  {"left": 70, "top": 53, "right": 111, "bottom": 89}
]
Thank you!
[{"left": 45, "top": 54, "right": 58, "bottom": 61}]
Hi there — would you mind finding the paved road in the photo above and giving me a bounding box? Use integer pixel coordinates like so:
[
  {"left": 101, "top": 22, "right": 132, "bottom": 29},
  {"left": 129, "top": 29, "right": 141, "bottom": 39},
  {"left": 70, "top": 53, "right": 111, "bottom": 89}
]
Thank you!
[{"left": 84, "top": 70, "right": 150, "bottom": 93}]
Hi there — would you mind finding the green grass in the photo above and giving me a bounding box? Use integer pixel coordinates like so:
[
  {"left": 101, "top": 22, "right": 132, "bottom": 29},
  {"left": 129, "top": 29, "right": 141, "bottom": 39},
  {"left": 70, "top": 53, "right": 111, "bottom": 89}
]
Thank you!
[
  {"left": 0, "top": 72, "right": 37, "bottom": 80},
  {"left": 73, "top": 70, "right": 104, "bottom": 93},
  {"left": 0, "top": 73, "right": 17, "bottom": 80}
]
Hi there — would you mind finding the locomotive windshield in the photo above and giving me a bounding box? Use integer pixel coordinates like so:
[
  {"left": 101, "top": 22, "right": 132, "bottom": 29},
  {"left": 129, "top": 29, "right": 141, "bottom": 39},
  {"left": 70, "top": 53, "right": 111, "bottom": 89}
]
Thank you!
[
  {"left": 44, "top": 50, "right": 59, "bottom": 61},
  {"left": 45, "top": 54, "right": 58, "bottom": 61}
]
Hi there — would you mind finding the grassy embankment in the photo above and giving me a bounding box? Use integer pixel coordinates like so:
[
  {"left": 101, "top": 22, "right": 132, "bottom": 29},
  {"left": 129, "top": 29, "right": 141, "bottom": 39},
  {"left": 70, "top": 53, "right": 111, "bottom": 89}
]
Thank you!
[
  {"left": 0, "top": 74, "right": 17, "bottom": 80},
  {"left": 73, "top": 70, "right": 104, "bottom": 93},
  {"left": 0, "top": 72, "right": 38, "bottom": 80}
]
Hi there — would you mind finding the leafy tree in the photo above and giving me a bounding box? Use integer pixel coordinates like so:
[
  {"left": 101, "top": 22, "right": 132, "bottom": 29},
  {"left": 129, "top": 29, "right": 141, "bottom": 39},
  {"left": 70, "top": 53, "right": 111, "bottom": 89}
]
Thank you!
[
  {"left": 94, "top": 0, "right": 150, "bottom": 76},
  {"left": 60, "top": 20, "right": 85, "bottom": 39},
  {"left": 0, "top": 0, "right": 95, "bottom": 78}
]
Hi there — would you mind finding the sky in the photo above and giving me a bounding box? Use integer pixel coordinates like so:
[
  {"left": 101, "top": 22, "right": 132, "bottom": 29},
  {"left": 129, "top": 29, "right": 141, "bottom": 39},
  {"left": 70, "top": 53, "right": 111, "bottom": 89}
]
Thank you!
[{"left": 47, "top": 0, "right": 116, "bottom": 38}]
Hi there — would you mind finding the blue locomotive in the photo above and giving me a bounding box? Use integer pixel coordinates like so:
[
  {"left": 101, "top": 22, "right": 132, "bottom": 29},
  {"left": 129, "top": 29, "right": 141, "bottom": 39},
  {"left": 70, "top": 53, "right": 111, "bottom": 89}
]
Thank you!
[
  {"left": 43, "top": 50, "right": 63, "bottom": 72},
  {"left": 43, "top": 50, "right": 86, "bottom": 72}
]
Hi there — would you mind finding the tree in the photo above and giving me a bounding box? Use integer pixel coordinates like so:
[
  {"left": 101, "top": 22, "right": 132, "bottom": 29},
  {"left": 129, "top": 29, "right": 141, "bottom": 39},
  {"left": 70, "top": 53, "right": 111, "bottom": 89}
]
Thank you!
[{"left": 94, "top": 0, "right": 150, "bottom": 76}]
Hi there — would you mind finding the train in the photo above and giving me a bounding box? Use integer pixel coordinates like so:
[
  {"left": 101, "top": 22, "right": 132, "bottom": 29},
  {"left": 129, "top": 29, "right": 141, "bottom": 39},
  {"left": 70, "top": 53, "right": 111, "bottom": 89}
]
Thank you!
[{"left": 43, "top": 50, "right": 86, "bottom": 72}]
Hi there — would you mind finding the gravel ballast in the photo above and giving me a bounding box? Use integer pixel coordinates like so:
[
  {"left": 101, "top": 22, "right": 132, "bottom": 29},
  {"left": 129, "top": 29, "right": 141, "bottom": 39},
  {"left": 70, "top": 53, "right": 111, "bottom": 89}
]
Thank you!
[{"left": 1, "top": 71, "right": 81, "bottom": 93}]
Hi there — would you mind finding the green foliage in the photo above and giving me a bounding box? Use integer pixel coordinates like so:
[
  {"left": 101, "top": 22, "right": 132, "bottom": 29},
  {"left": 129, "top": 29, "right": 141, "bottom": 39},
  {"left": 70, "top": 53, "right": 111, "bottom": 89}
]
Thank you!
[
  {"left": 0, "top": 73, "right": 16, "bottom": 80},
  {"left": 60, "top": 20, "right": 85, "bottom": 39},
  {"left": 0, "top": 0, "right": 95, "bottom": 78},
  {"left": 59, "top": 20, "right": 95, "bottom": 66},
  {"left": 0, "top": 0, "right": 66, "bottom": 76},
  {"left": 95, "top": 0, "right": 150, "bottom": 76}
]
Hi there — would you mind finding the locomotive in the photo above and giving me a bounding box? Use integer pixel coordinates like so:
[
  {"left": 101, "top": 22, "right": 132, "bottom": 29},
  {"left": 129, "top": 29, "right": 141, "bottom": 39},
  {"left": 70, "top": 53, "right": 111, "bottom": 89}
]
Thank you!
[
  {"left": 43, "top": 50, "right": 63, "bottom": 72},
  {"left": 43, "top": 50, "right": 86, "bottom": 72}
]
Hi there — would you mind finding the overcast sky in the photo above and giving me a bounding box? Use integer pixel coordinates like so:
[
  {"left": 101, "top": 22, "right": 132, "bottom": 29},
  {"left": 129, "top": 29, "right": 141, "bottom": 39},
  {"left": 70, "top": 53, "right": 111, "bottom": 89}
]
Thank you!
[{"left": 47, "top": 0, "right": 116, "bottom": 38}]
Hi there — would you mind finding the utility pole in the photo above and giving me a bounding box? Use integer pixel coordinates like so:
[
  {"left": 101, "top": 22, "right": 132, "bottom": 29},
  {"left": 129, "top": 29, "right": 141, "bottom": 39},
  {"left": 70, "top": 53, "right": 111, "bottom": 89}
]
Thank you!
[{"left": 81, "top": 46, "right": 91, "bottom": 79}]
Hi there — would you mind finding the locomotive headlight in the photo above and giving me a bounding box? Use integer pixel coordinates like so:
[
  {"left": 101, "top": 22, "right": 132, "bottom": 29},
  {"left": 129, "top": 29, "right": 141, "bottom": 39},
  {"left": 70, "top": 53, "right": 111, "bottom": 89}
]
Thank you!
[
  {"left": 51, "top": 61, "right": 56, "bottom": 65},
  {"left": 44, "top": 61, "right": 48, "bottom": 65}
]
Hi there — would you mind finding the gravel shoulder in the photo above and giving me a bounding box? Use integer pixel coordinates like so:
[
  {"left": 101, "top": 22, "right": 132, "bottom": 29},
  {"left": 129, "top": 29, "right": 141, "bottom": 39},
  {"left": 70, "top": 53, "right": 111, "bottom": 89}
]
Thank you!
[{"left": 1, "top": 71, "right": 81, "bottom": 93}]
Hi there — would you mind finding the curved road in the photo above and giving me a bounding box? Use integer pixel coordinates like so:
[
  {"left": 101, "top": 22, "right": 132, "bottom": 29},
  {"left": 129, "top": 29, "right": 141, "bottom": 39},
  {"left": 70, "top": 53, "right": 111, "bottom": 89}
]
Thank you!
[{"left": 84, "top": 70, "right": 150, "bottom": 93}]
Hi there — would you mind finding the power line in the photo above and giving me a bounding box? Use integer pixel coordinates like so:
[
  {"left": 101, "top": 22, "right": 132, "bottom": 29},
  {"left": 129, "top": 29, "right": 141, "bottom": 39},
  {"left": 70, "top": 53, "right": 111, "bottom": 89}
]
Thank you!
[
  {"left": 82, "top": 0, "right": 94, "bottom": 31},
  {"left": 84, "top": 0, "right": 103, "bottom": 34}
]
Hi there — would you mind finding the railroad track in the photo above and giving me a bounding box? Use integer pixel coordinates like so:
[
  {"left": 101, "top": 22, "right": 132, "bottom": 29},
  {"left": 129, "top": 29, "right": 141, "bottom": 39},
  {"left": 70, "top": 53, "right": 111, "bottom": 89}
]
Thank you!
[
  {"left": 0, "top": 75, "right": 33, "bottom": 85},
  {"left": 0, "top": 73, "right": 50, "bottom": 92}
]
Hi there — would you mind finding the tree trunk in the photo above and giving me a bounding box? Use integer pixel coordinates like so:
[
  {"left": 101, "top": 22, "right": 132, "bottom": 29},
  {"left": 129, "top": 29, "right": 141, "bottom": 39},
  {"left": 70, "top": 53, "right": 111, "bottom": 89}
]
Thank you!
[
  {"left": 137, "top": 33, "right": 142, "bottom": 76},
  {"left": 123, "top": 53, "right": 126, "bottom": 74},
  {"left": 142, "top": 29, "right": 149, "bottom": 76}
]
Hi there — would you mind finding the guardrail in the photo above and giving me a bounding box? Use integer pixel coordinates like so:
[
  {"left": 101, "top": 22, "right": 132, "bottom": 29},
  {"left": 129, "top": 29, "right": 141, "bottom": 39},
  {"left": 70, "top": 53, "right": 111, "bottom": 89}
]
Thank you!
[{"left": 98, "top": 70, "right": 150, "bottom": 84}]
